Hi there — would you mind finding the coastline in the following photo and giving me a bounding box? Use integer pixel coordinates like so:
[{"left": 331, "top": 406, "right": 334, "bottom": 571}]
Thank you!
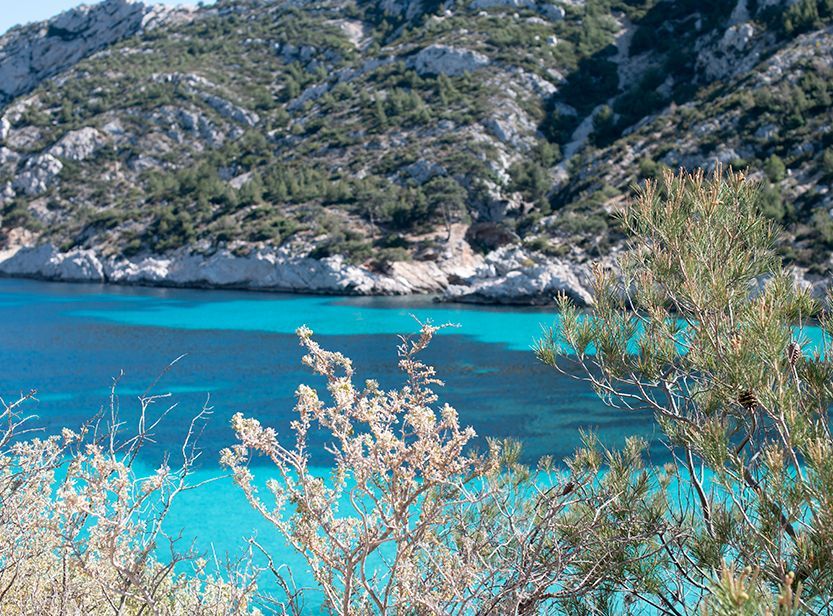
[{"left": 0, "top": 242, "right": 599, "bottom": 306}]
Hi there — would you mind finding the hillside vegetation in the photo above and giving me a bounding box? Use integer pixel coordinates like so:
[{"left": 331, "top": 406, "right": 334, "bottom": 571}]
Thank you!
[{"left": 0, "top": 0, "right": 832, "bottom": 299}]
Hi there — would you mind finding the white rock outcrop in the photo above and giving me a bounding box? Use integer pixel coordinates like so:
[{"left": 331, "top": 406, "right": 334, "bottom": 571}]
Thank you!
[
  {"left": 443, "top": 245, "right": 594, "bottom": 305},
  {"left": 12, "top": 154, "right": 63, "bottom": 195},
  {"left": 540, "top": 4, "right": 566, "bottom": 20},
  {"left": 378, "top": 0, "right": 425, "bottom": 22},
  {"left": 48, "top": 127, "right": 107, "bottom": 161},
  {"left": 0, "top": 244, "right": 104, "bottom": 281},
  {"left": 408, "top": 45, "right": 490, "bottom": 77},
  {"left": 199, "top": 92, "right": 260, "bottom": 127},
  {"left": 0, "top": 242, "right": 482, "bottom": 297},
  {"left": 0, "top": 0, "right": 193, "bottom": 103},
  {"left": 0, "top": 147, "right": 19, "bottom": 166},
  {"left": 402, "top": 159, "right": 446, "bottom": 184},
  {"left": 697, "top": 21, "right": 761, "bottom": 80}
]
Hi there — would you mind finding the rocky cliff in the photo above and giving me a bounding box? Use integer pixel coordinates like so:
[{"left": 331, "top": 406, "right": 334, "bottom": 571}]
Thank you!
[
  {"left": 0, "top": 0, "right": 831, "bottom": 304},
  {"left": 0, "top": 0, "right": 193, "bottom": 103}
]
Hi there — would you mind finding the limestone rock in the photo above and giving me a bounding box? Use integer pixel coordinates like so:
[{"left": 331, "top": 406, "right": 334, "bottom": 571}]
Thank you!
[
  {"left": 0, "top": 181, "right": 15, "bottom": 206},
  {"left": 484, "top": 111, "right": 535, "bottom": 149},
  {"left": 288, "top": 82, "right": 332, "bottom": 111},
  {"left": 697, "top": 21, "right": 761, "bottom": 80},
  {"left": 402, "top": 159, "right": 446, "bottom": 184},
  {"left": 378, "top": 0, "right": 425, "bottom": 22},
  {"left": 442, "top": 245, "right": 594, "bottom": 305},
  {"left": 0, "top": 244, "right": 104, "bottom": 281},
  {"left": 470, "top": 0, "right": 535, "bottom": 9},
  {"left": 48, "top": 127, "right": 106, "bottom": 161},
  {"left": 722, "top": 22, "right": 755, "bottom": 52},
  {"left": 0, "top": 147, "right": 19, "bottom": 166},
  {"left": 198, "top": 92, "right": 259, "bottom": 127},
  {"left": 12, "top": 154, "right": 63, "bottom": 196},
  {"left": 0, "top": 233, "right": 486, "bottom": 298},
  {"left": 0, "top": 0, "right": 193, "bottom": 103},
  {"left": 540, "top": 4, "right": 566, "bottom": 20},
  {"left": 408, "top": 45, "right": 489, "bottom": 77}
]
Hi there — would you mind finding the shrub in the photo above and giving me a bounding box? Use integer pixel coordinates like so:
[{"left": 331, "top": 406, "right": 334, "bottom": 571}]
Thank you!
[
  {"left": 764, "top": 153, "right": 787, "bottom": 182},
  {"left": 0, "top": 386, "right": 258, "bottom": 614},
  {"left": 758, "top": 181, "right": 790, "bottom": 222},
  {"left": 590, "top": 104, "right": 618, "bottom": 147},
  {"left": 822, "top": 146, "right": 833, "bottom": 177},
  {"left": 783, "top": 0, "right": 821, "bottom": 34},
  {"left": 508, "top": 160, "right": 551, "bottom": 211},
  {"left": 223, "top": 324, "right": 672, "bottom": 613}
]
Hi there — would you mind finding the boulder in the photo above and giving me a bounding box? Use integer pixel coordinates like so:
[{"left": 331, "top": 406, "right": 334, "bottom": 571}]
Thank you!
[
  {"left": 442, "top": 245, "right": 594, "bottom": 305},
  {"left": 721, "top": 22, "right": 755, "bottom": 52},
  {"left": 48, "top": 127, "right": 106, "bottom": 161},
  {"left": 539, "top": 4, "right": 566, "bottom": 20},
  {"left": 12, "top": 154, "right": 63, "bottom": 195},
  {"left": 0, "top": 147, "right": 19, "bottom": 166},
  {"left": 402, "top": 159, "right": 446, "bottom": 184},
  {"left": 408, "top": 45, "right": 489, "bottom": 77}
]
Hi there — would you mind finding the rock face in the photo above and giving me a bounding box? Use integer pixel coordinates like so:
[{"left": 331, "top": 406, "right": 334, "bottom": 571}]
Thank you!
[
  {"left": 697, "top": 21, "right": 762, "bottom": 81},
  {"left": 443, "top": 246, "right": 594, "bottom": 305},
  {"left": 0, "top": 0, "right": 190, "bottom": 103},
  {"left": 0, "top": 242, "right": 482, "bottom": 296},
  {"left": 0, "top": 244, "right": 104, "bottom": 281},
  {"left": 408, "top": 45, "right": 490, "bottom": 77}
]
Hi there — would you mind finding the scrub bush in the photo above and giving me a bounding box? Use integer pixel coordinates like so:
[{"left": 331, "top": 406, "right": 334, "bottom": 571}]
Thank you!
[{"left": 0, "top": 383, "right": 259, "bottom": 614}]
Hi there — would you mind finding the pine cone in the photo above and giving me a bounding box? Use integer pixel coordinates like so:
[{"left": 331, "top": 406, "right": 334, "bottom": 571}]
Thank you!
[
  {"left": 738, "top": 390, "right": 757, "bottom": 411},
  {"left": 786, "top": 341, "right": 801, "bottom": 367}
]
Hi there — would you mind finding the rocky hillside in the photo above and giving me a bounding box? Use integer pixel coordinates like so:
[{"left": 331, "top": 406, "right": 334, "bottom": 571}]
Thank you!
[{"left": 0, "top": 0, "right": 831, "bottom": 303}]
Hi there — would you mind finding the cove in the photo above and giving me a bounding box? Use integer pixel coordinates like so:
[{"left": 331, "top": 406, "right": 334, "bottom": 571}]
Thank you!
[
  {"left": 1, "top": 277, "right": 826, "bottom": 609},
  {"left": 0, "top": 277, "right": 650, "bottom": 606}
]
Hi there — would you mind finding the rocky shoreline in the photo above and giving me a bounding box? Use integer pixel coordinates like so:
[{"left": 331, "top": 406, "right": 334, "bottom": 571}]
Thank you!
[
  {"left": 1, "top": 241, "right": 830, "bottom": 306},
  {"left": 0, "top": 242, "right": 597, "bottom": 305}
]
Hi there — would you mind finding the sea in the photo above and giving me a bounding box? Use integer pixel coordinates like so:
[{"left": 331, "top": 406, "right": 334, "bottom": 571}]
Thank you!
[{"left": 2, "top": 277, "right": 816, "bottom": 610}]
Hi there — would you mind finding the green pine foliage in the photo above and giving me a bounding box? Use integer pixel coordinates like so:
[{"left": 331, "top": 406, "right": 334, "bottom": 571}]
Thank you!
[{"left": 538, "top": 168, "right": 833, "bottom": 612}]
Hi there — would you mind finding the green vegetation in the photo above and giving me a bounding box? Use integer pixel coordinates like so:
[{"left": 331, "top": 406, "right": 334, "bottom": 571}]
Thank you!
[
  {"left": 1, "top": 0, "right": 832, "bottom": 279},
  {"left": 537, "top": 168, "right": 833, "bottom": 612},
  {"left": 764, "top": 154, "right": 787, "bottom": 182}
]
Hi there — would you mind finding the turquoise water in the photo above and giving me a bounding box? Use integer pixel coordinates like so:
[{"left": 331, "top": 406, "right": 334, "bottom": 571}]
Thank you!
[
  {"left": 1, "top": 278, "right": 638, "bottom": 606},
  {"left": 1, "top": 278, "right": 824, "bottom": 608}
]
